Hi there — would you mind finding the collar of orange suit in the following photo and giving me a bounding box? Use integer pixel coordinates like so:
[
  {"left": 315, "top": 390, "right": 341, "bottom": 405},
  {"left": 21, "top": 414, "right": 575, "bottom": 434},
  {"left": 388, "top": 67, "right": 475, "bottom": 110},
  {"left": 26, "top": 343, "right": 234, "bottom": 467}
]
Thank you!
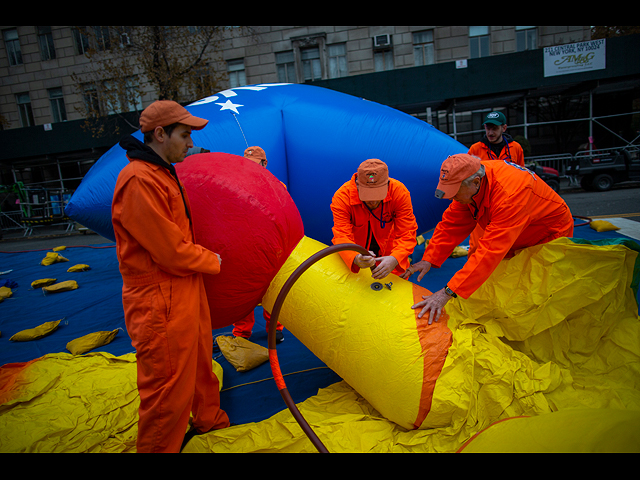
[
  {"left": 119, "top": 135, "right": 192, "bottom": 222},
  {"left": 468, "top": 175, "right": 487, "bottom": 220}
]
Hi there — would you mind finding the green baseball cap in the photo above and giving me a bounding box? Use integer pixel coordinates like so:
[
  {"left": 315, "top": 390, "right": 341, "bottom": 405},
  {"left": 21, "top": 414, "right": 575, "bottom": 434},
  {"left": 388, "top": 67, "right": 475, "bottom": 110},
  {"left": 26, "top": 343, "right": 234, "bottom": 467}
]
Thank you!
[{"left": 482, "top": 111, "right": 506, "bottom": 126}]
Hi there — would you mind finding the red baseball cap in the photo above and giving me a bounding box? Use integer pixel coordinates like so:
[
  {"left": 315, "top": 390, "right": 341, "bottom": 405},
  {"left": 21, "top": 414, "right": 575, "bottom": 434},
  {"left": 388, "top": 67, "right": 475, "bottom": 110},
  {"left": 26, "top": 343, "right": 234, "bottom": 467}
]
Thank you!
[
  {"left": 435, "top": 154, "right": 482, "bottom": 199},
  {"left": 139, "top": 100, "right": 208, "bottom": 133}
]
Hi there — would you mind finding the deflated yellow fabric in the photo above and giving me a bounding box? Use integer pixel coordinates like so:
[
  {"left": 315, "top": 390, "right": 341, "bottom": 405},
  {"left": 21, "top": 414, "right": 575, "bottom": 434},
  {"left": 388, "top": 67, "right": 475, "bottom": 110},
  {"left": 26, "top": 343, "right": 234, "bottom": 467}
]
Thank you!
[
  {"left": 0, "top": 352, "right": 225, "bottom": 453},
  {"left": 40, "top": 252, "right": 68, "bottom": 266},
  {"left": 66, "top": 329, "right": 120, "bottom": 355},
  {"left": 9, "top": 320, "right": 61, "bottom": 342},
  {"left": 458, "top": 408, "right": 640, "bottom": 453},
  {"left": 216, "top": 335, "right": 269, "bottom": 372}
]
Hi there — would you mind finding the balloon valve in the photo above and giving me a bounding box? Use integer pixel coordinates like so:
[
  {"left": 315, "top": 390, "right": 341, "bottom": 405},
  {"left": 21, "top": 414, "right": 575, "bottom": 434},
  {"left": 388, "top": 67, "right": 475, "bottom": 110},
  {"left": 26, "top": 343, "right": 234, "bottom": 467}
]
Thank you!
[{"left": 385, "top": 282, "right": 393, "bottom": 290}]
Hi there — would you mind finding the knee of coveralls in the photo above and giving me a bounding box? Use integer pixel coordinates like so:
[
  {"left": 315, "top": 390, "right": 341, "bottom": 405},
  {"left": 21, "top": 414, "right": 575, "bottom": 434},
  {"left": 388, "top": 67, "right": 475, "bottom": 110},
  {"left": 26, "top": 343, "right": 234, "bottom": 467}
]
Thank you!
[{"left": 233, "top": 308, "right": 283, "bottom": 338}]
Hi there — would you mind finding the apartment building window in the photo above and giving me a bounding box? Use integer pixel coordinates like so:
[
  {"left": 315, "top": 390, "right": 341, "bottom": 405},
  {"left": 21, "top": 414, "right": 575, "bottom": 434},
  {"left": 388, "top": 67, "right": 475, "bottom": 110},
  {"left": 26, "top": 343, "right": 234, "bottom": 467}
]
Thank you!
[
  {"left": 276, "top": 51, "right": 296, "bottom": 83},
  {"left": 4, "top": 29, "right": 23, "bottom": 66},
  {"left": 38, "top": 26, "right": 56, "bottom": 61},
  {"left": 72, "top": 27, "right": 90, "bottom": 55},
  {"left": 82, "top": 84, "right": 101, "bottom": 116},
  {"left": 16, "top": 93, "right": 34, "bottom": 127},
  {"left": 301, "top": 47, "right": 322, "bottom": 82},
  {"left": 469, "top": 26, "right": 490, "bottom": 59},
  {"left": 227, "top": 59, "right": 246, "bottom": 88},
  {"left": 516, "top": 26, "right": 537, "bottom": 51},
  {"left": 48, "top": 88, "right": 67, "bottom": 123},
  {"left": 93, "top": 26, "right": 111, "bottom": 51},
  {"left": 328, "top": 43, "right": 348, "bottom": 79},
  {"left": 413, "top": 30, "right": 435, "bottom": 66},
  {"left": 373, "top": 34, "right": 394, "bottom": 72}
]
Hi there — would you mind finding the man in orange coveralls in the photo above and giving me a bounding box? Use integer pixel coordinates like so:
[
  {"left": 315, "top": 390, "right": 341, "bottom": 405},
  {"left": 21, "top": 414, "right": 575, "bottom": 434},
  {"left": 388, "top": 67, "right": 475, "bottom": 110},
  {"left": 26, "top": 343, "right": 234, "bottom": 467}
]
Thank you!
[
  {"left": 112, "top": 100, "right": 230, "bottom": 453},
  {"left": 231, "top": 146, "right": 285, "bottom": 343},
  {"left": 401, "top": 154, "right": 573, "bottom": 325},
  {"left": 468, "top": 111, "right": 525, "bottom": 166},
  {"left": 331, "top": 159, "right": 418, "bottom": 279}
]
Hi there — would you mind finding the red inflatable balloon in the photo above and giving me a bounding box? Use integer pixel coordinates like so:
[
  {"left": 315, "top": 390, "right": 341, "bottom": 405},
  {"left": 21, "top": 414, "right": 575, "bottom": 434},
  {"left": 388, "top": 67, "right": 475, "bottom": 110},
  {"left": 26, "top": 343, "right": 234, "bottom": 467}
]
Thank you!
[{"left": 176, "top": 152, "right": 304, "bottom": 329}]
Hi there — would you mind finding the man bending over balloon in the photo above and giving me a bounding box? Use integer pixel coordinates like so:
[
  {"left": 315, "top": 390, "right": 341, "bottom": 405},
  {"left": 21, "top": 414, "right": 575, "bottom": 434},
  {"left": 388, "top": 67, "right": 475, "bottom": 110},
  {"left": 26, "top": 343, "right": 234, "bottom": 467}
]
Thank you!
[
  {"left": 331, "top": 159, "right": 418, "bottom": 280},
  {"left": 401, "top": 154, "right": 573, "bottom": 325}
]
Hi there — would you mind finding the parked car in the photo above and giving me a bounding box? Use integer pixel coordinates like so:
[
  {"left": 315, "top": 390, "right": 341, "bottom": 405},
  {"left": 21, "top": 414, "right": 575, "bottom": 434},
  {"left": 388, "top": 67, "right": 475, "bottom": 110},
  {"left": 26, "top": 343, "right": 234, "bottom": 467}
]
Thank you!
[
  {"left": 566, "top": 147, "right": 640, "bottom": 192},
  {"left": 526, "top": 163, "right": 561, "bottom": 192}
]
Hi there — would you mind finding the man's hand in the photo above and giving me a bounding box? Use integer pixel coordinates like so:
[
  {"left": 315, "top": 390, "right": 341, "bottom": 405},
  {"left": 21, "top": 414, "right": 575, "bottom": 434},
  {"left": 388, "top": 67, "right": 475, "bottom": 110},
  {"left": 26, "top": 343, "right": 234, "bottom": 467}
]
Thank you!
[
  {"left": 353, "top": 252, "right": 376, "bottom": 269},
  {"left": 399, "top": 260, "right": 432, "bottom": 282},
  {"left": 411, "top": 288, "right": 451, "bottom": 325},
  {"left": 371, "top": 255, "right": 398, "bottom": 279}
]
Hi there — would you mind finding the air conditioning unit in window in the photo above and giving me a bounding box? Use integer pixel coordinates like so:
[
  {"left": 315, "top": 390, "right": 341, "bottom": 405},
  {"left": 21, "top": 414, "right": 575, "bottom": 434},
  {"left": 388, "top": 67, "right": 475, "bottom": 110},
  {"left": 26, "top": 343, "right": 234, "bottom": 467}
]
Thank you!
[{"left": 373, "top": 34, "right": 392, "bottom": 48}]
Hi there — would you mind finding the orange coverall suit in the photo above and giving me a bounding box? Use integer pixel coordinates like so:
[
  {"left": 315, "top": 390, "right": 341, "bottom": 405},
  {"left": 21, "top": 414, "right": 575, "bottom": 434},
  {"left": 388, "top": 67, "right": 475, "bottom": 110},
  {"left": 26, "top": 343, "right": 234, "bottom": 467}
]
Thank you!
[
  {"left": 331, "top": 174, "right": 418, "bottom": 275},
  {"left": 423, "top": 160, "right": 574, "bottom": 299},
  {"left": 467, "top": 134, "right": 525, "bottom": 253},
  {"left": 112, "top": 138, "right": 229, "bottom": 453}
]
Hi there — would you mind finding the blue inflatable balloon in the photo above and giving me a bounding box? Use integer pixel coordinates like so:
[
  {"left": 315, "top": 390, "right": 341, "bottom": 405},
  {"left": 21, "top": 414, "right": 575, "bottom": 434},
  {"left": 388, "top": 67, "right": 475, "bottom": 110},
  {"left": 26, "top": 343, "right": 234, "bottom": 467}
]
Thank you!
[{"left": 65, "top": 83, "right": 466, "bottom": 244}]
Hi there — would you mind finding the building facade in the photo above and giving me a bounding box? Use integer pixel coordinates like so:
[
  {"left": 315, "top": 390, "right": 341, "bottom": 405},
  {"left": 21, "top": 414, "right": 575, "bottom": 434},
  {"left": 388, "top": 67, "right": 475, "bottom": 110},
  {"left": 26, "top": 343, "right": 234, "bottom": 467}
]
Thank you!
[{"left": 1, "top": 26, "right": 638, "bottom": 193}]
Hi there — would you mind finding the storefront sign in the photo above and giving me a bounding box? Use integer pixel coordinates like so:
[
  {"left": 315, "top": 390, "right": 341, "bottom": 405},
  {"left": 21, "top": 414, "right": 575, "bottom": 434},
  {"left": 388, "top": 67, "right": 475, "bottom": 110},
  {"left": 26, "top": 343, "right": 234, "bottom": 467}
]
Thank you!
[{"left": 543, "top": 39, "right": 606, "bottom": 77}]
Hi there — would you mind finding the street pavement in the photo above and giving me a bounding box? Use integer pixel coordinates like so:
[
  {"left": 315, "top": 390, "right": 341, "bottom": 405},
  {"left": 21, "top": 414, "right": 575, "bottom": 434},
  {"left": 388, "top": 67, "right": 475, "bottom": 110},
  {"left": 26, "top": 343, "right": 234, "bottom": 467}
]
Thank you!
[{"left": 1, "top": 182, "right": 639, "bottom": 253}]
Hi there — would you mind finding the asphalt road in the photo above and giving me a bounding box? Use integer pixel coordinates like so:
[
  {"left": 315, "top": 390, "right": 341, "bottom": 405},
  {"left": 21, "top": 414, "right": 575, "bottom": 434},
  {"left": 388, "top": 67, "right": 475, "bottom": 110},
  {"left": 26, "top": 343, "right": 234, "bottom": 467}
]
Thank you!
[{"left": 559, "top": 182, "right": 640, "bottom": 223}]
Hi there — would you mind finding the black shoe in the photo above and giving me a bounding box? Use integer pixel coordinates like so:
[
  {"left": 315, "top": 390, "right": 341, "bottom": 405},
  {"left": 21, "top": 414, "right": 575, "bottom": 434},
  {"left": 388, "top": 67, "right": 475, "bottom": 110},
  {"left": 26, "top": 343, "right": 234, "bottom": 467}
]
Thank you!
[{"left": 276, "top": 330, "right": 284, "bottom": 344}]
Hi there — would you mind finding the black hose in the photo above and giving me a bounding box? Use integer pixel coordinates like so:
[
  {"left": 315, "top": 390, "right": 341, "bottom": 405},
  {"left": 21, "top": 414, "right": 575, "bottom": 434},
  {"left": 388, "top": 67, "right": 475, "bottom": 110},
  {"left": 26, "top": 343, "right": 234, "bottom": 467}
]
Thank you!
[{"left": 267, "top": 242, "right": 370, "bottom": 454}]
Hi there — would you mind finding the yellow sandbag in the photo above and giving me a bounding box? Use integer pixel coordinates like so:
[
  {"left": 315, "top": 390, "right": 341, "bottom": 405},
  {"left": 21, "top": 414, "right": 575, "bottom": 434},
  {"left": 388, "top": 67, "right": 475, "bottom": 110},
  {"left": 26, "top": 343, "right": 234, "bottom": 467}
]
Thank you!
[
  {"left": 52, "top": 246, "right": 66, "bottom": 251},
  {"left": 66, "top": 329, "right": 120, "bottom": 355},
  {"left": 0, "top": 286, "right": 12, "bottom": 300},
  {"left": 42, "top": 280, "right": 78, "bottom": 294},
  {"left": 67, "top": 264, "right": 90, "bottom": 272},
  {"left": 30, "top": 278, "right": 57, "bottom": 289},
  {"left": 458, "top": 408, "right": 640, "bottom": 453},
  {"left": 41, "top": 252, "right": 68, "bottom": 266},
  {"left": 9, "top": 320, "right": 61, "bottom": 342},
  {"left": 590, "top": 219, "right": 620, "bottom": 232},
  {"left": 216, "top": 335, "right": 269, "bottom": 372}
]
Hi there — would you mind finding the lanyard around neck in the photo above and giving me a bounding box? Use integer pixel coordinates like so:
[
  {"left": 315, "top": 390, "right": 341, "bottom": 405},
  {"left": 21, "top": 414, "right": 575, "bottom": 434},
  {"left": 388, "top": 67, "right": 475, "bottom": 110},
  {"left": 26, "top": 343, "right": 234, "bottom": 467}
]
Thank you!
[{"left": 364, "top": 201, "right": 386, "bottom": 229}]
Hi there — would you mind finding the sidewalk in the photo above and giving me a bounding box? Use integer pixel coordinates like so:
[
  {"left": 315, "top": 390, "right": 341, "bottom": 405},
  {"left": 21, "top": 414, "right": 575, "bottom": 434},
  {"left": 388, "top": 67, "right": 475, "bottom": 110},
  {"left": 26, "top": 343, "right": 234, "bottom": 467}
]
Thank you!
[{"left": 0, "top": 224, "right": 113, "bottom": 253}]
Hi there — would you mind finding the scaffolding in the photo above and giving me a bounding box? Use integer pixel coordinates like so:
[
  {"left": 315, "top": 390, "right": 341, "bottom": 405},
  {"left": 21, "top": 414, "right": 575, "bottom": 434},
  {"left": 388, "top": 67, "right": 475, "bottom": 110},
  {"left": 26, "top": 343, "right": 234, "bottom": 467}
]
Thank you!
[{"left": 0, "top": 182, "right": 75, "bottom": 237}]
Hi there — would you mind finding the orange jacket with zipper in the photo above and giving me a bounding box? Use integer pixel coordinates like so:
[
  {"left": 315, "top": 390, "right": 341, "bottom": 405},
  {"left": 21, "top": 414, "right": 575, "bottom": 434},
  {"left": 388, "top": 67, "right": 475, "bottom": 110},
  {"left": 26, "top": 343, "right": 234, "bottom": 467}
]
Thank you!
[
  {"left": 331, "top": 174, "right": 418, "bottom": 275},
  {"left": 468, "top": 133, "right": 525, "bottom": 166},
  {"left": 422, "top": 160, "right": 574, "bottom": 299}
]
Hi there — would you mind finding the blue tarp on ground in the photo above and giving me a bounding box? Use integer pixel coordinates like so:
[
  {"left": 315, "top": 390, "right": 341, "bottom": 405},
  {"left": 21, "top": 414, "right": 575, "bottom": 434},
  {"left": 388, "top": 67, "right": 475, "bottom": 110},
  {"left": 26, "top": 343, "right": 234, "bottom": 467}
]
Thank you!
[{"left": 0, "top": 221, "right": 638, "bottom": 427}]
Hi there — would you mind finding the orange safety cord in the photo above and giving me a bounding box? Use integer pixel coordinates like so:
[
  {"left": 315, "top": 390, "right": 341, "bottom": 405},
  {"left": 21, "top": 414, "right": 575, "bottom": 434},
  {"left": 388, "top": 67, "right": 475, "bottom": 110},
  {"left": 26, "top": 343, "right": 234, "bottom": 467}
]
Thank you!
[{"left": 267, "top": 243, "right": 370, "bottom": 454}]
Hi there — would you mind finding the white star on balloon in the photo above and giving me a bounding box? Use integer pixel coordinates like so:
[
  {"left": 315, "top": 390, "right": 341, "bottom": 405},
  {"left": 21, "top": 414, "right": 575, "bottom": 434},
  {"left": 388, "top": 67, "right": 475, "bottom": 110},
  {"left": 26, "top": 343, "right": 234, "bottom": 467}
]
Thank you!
[{"left": 216, "top": 99, "right": 243, "bottom": 114}]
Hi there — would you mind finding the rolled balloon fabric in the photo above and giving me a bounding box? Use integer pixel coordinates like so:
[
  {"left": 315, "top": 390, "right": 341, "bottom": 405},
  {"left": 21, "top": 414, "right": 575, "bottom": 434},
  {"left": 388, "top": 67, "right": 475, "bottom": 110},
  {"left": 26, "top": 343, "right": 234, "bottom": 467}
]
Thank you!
[
  {"left": 261, "top": 235, "right": 453, "bottom": 430},
  {"left": 176, "top": 152, "right": 304, "bottom": 329}
]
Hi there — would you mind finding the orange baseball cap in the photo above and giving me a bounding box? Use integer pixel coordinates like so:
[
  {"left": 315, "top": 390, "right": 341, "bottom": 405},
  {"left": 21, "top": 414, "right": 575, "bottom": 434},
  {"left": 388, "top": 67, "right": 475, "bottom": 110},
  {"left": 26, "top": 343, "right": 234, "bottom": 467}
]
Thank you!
[
  {"left": 139, "top": 100, "right": 208, "bottom": 133},
  {"left": 357, "top": 159, "right": 389, "bottom": 202},
  {"left": 435, "top": 154, "right": 482, "bottom": 199},
  {"left": 244, "top": 146, "right": 267, "bottom": 165}
]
